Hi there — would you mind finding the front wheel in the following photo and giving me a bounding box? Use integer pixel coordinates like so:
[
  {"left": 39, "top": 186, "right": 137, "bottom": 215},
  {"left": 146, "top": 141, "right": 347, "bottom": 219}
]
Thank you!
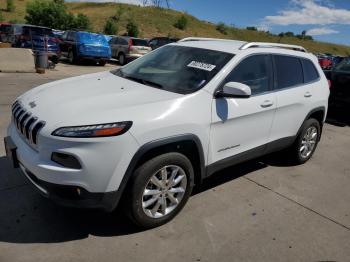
[
  {"left": 289, "top": 118, "right": 321, "bottom": 164},
  {"left": 126, "top": 153, "right": 194, "bottom": 228}
]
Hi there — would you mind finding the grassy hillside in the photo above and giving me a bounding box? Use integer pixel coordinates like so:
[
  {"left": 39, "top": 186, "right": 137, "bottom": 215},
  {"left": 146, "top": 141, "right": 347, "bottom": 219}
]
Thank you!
[{"left": 1, "top": 0, "right": 350, "bottom": 55}]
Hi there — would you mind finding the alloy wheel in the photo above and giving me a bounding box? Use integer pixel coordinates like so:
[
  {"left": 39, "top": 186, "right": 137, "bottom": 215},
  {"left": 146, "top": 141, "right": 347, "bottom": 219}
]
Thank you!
[
  {"left": 142, "top": 165, "right": 187, "bottom": 219},
  {"left": 300, "top": 126, "right": 318, "bottom": 159}
]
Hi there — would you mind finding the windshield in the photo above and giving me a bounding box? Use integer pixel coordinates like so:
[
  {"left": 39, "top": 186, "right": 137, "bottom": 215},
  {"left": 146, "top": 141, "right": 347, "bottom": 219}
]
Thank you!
[
  {"left": 78, "top": 32, "right": 108, "bottom": 45},
  {"left": 112, "top": 45, "right": 234, "bottom": 94},
  {"left": 132, "top": 38, "right": 149, "bottom": 46},
  {"left": 335, "top": 58, "right": 350, "bottom": 72}
]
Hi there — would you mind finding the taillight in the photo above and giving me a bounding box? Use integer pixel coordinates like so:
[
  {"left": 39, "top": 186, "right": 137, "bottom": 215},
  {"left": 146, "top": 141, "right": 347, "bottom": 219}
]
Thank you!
[
  {"left": 128, "top": 39, "right": 133, "bottom": 52},
  {"left": 328, "top": 80, "right": 332, "bottom": 89}
]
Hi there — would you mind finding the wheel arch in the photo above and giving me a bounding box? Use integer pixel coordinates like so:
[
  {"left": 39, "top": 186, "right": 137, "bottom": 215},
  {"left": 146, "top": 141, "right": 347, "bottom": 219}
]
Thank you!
[
  {"left": 110, "top": 134, "right": 206, "bottom": 211},
  {"left": 299, "top": 106, "right": 326, "bottom": 139}
]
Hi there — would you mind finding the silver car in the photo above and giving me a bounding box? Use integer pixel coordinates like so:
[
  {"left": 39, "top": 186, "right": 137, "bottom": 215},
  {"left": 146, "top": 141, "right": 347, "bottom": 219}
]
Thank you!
[{"left": 109, "top": 36, "right": 151, "bottom": 65}]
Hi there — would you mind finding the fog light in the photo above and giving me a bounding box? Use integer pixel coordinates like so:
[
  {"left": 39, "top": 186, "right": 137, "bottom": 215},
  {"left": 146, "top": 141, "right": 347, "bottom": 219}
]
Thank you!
[{"left": 51, "top": 152, "right": 82, "bottom": 169}]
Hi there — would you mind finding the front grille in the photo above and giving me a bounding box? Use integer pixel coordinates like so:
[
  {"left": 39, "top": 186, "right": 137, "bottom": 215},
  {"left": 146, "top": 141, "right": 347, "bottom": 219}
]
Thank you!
[{"left": 11, "top": 101, "right": 45, "bottom": 147}]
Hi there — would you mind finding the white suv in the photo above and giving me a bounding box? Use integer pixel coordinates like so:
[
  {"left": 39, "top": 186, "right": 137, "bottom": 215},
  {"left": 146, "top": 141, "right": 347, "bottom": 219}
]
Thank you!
[{"left": 4, "top": 38, "right": 329, "bottom": 228}]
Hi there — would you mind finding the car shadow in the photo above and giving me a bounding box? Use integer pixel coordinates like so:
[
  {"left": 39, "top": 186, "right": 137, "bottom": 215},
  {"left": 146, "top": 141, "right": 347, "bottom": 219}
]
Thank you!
[
  {"left": 326, "top": 106, "right": 350, "bottom": 127},
  {"left": 0, "top": 151, "right": 290, "bottom": 244}
]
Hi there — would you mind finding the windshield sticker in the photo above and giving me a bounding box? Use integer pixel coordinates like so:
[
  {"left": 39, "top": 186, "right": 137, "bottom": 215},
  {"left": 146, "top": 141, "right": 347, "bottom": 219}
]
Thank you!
[{"left": 187, "top": 61, "right": 216, "bottom": 71}]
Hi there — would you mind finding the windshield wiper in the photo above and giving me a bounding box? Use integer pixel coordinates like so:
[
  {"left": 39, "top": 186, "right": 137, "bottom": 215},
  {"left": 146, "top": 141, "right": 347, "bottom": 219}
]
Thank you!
[{"left": 124, "top": 75, "right": 164, "bottom": 89}]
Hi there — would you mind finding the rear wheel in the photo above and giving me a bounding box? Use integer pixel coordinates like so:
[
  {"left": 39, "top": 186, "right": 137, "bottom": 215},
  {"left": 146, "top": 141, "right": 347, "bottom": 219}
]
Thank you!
[
  {"left": 68, "top": 50, "right": 77, "bottom": 64},
  {"left": 98, "top": 60, "right": 106, "bottom": 66},
  {"left": 126, "top": 153, "right": 194, "bottom": 228},
  {"left": 289, "top": 118, "right": 320, "bottom": 164},
  {"left": 118, "top": 53, "right": 126, "bottom": 66}
]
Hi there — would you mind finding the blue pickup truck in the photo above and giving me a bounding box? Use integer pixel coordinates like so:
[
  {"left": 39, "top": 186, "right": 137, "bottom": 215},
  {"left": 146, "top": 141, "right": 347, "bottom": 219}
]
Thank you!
[{"left": 59, "top": 30, "right": 111, "bottom": 66}]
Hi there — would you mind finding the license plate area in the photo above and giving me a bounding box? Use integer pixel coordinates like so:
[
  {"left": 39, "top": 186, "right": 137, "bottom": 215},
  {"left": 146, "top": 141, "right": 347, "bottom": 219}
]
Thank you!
[{"left": 4, "top": 136, "right": 19, "bottom": 168}]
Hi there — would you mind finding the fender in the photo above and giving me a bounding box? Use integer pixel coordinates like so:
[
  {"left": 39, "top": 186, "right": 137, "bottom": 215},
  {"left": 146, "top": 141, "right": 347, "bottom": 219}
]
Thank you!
[
  {"left": 298, "top": 106, "right": 326, "bottom": 139},
  {"left": 106, "top": 134, "right": 206, "bottom": 211}
]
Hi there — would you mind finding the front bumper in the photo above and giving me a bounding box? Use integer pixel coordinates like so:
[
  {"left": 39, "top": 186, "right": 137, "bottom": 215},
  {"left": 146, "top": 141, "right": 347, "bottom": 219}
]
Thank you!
[
  {"left": 19, "top": 164, "right": 119, "bottom": 211},
  {"left": 6, "top": 121, "right": 139, "bottom": 208}
]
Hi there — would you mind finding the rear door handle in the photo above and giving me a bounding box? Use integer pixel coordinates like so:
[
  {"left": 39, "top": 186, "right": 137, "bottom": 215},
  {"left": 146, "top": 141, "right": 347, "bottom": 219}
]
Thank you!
[
  {"left": 260, "top": 100, "right": 274, "bottom": 108},
  {"left": 304, "top": 92, "right": 312, "bottom": 98}
]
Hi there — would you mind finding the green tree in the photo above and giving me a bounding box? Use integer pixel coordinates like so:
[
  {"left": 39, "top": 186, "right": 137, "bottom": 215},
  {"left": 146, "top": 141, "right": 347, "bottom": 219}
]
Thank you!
[
  {"left": 103, "top": 18, "right": 118, "bottom": 35},
  {"left": 126, "top": 20, "right": 139, "bottom": 37},
  {"left": 25, "top": 0, "right": 90, "bottom": 30},
  {"left": 0, "top": 10, "right": 3, "bottom": 22},
  {"left": 7, "top": 0, "right": 15, "bottom": 12},
  {"left": 174, "top": 15, "right": 188, "bottom": 30},
  {"left": 73, "top": 13, "right": 91, "bottom": 31},
  {"left": 216, "top": 22, "right": 228, "bottom": 35}
]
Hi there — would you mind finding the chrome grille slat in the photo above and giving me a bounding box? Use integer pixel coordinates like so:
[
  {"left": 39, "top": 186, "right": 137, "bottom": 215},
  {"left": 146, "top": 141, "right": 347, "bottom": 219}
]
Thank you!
[
  {"left": 20, "top": 113, "right": 32, "bottom": 133},
  {"left": 11, "top": 101, "right": 45, "bottom": 148},
  {"left": 25, "top": 117, "right": 37, "bottom": 139}
]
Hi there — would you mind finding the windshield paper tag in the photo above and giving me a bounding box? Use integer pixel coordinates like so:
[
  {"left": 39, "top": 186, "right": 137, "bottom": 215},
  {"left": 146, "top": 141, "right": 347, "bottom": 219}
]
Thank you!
[{"left": 187, "top": 61, "right": 216, "bottom": 71}]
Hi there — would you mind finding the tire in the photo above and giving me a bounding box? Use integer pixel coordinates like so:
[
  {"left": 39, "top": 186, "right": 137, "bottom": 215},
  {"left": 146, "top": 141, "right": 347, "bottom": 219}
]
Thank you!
[
  {"left": 118, "top": 53, "right": 126, "bottom": 66},
  {"left": 289, "top": 118, "right": 321, "bottom": 165},
  {"left": 126, "top": 152, "right": 194, "bottom": 228},
  {"left": 68, "top": 50, "right": 77, "bottom": 64},
  {"left": 98, "top": 60, "right": 106, "bottom": 66}
]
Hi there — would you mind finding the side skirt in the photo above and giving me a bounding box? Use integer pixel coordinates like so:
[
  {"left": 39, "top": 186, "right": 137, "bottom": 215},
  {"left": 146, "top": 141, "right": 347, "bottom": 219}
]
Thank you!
[{"left": 205, "top": 136, "right": 296, "bottom": 178}]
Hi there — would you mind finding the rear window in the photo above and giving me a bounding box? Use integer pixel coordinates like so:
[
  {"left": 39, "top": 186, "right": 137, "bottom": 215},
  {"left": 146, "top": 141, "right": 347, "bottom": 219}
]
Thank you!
[
  {"left": 274, "top": 55, "right": 303, "bottom": 89},
  {"left": 0, "top": 24, "right": 11, "bottom": 33},
  {"left": 23, "top": 27, "right": 53, "bottom": 36},
  {"left": 301, "top": 59, "right": 319, "bottom": 83},
  {"left": 131, "top": 39, "right": 149, "bottom": 47}
]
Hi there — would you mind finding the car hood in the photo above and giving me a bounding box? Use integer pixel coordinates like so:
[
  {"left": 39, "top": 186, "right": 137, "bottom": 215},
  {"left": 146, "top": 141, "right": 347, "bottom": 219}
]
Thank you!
[{"left": 18, "top": 71, "right": 183, "bottom": 128}]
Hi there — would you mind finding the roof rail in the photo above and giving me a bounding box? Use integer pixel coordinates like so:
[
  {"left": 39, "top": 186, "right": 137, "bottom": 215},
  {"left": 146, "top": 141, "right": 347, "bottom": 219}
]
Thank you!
[
  {"left": 240, "top": 42, "right": 307, "bottom": 52},
  {"left": 179, "top": 37, "right": 242, "bottom": 43}
]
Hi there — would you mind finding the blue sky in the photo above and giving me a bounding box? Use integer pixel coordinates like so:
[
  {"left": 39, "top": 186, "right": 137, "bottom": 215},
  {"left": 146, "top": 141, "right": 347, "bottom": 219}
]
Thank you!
[{"left": 67, "top": 0, "right": 350, "bottom": 46}]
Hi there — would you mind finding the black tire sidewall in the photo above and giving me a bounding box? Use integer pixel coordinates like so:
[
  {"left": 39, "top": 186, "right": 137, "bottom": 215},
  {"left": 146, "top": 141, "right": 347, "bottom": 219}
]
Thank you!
[
  {"left": 129, "top": 153, "right": 194, "bottom": 228},
  {"left": 294, "top": 118, "right": 321, "bottom": 164},
  {"left": 118, "top": 53, "right": 126, "bottom": 65}
]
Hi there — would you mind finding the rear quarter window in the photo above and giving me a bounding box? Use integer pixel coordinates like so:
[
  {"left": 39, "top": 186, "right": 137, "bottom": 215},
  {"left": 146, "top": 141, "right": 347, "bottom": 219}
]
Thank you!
[
  {"left": 301, "top": 58, "right": 319, "bottom": 83},
  {"left": 274, "top": 55, "right": 304, "bottom": 90}
]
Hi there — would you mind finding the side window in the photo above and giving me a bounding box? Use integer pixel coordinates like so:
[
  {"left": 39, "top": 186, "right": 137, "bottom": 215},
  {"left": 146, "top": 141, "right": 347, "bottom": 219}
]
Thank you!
[
  {"left": 121, "top": 38, "right": 129, "bottom": 45},
  {"left": 224, "top": 55, "right": 273, "bottom": 95},
  {"left": 301, "top": 59, "right": 319, "bottom": 83},
  {"left": 274, "top": 55, "right": 303, "bottom": 89},
  {"left": 67, "top": 32, "right": 76, "bottom": 42}
]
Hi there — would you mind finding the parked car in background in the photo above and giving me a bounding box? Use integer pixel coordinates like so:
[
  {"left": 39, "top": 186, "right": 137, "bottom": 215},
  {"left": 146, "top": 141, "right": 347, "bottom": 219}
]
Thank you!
[
  {"left": 52, "top": 29, "right": 65, "bottom": 40},
  {"left": 0, "top": 23, "right": 12, "bottom": 43},
  {"left": 148, "top": 37, "right": 179, "bottom": 50},
  {"left": 331, "top": 56, "right": 345, "bottom": 69},
  {"left": 59, "top": 31, "right": 111, "bottom": 66},
  {"left": 324, "top": 58, "right": 350, "bottom": 108},
  {"left": 109, "top": 36, "right": 151, "bottom": 65},
  {"left": 318, "top": 56, "right": 332, "bottom": 70},
  {"left": 10, "top": 24, "right": 60, "bottom": 64}
]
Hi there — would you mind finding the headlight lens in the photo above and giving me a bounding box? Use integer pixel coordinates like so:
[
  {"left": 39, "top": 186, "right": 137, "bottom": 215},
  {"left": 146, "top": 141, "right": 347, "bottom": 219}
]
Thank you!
[{"left": 52, "top": 121, "right": 132, "bottom": 138}]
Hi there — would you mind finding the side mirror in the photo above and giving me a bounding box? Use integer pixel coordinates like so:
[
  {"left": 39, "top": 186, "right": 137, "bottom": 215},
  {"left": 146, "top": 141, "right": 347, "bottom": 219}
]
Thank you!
[{"left": 215, "top": 82, "right": 251, "bottom": 99}]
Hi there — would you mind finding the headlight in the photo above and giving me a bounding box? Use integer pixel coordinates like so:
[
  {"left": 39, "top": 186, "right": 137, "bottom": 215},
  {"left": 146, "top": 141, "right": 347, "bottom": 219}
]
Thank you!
[{"left": 52, "top": 121, "right": 132, "bottom": 138}]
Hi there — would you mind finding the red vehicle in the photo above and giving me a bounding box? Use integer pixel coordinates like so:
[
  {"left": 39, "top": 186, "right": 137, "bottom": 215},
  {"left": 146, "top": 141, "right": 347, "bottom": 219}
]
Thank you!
[
  {"left": 0, "top": 23, "right": 12, "bottom": 43},
  {"left": 318, "top": 57, "right": 332, "bottom": 70}
]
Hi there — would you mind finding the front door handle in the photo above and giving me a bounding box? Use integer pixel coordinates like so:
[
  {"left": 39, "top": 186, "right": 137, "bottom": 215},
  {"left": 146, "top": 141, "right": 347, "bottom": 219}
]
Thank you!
[
  {"left": 260, "top": 100, "right": 274, "bottom": 108},
  {"left": 304, "top": 92, "right": 312, "bottom": 98}
]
